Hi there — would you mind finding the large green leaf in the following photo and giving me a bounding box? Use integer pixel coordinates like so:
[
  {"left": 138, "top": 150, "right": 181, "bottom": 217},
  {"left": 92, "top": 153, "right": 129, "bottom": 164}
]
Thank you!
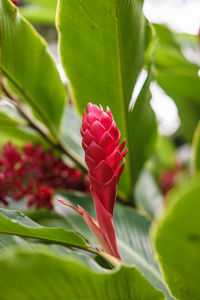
[
  {"left": 55, "top": 192, "right": 174, "bottom": 299},
  {"left": 192, "top": 121, "right": 200, "bottom": 171},
  {"left": 0, "top": 0, "right": 66, "bottom": 131},
  {"left": 152, "top": 24, "right": 200, "bottom": 141},
  {"left": 0, "top": 208, "right": 88, "bottom": 250},
  {"left": 153, "top": 175, "right": 200, "bottom": 299},
  {"left": 0, "top": 244, "right": 164, "bottom": 299},
  {"left": 57, "top": 0, "right": 152, "bottom": 197}
]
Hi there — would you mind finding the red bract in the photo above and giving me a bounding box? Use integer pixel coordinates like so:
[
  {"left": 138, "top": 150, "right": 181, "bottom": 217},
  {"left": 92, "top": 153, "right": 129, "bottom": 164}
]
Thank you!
[
  {"left": 159, "top": 170, "right": 178, "bottom": 195},
  {"left": 59, "top": 103, "right": 127, "bottom": 260},
  {"left": 0, "top": 142, "right": 89, "bottom": 209},
  {"left": 159, "top": 161, "right": 184, "bottom": 195}
]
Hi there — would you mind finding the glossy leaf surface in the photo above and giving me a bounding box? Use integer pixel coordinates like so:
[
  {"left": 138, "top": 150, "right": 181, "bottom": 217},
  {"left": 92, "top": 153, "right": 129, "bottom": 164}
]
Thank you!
[
  {"left": 0, "top": 245, "right": 164, "bottom": 300},
  {"left": 153, "top": 175, "right": 200, "bottom": 299},
  {"left": 0, "top": 208, "right": 88, "bottom": 250},
  {"left": 55, "top": 192, "right": 174, "bottom": 299}
]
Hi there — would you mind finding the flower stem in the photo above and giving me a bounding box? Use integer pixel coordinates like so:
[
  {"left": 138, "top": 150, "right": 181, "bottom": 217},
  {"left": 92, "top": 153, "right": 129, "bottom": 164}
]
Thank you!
[{"left": 0, "top": 79, "right": 87, "bottom": 172}]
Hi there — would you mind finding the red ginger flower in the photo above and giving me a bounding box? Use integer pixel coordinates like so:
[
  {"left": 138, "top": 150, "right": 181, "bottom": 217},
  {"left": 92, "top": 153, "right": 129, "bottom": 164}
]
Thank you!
[{"left": 59, "top": 103, "right": 127, "bottom": 260}]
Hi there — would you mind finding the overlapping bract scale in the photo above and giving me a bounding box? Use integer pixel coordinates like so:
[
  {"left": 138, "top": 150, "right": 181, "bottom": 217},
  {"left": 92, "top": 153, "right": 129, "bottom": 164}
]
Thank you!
[
  {"left": 81, "top": 103, "right": 127, "bottom": 201},
  {"left": 60, "top": 103, "right": 127, "bottom": 260}
]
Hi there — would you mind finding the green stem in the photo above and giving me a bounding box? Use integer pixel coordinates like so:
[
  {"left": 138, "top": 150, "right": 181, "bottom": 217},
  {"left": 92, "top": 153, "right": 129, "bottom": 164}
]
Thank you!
[{"left": 0, "top": 79, "right": 87, "bottom": 172}]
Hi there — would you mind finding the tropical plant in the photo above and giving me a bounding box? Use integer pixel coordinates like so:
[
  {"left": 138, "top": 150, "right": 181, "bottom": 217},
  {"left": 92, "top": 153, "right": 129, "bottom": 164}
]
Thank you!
[{"left": 0, "top": 0, "right": 199, "bottom": 299}]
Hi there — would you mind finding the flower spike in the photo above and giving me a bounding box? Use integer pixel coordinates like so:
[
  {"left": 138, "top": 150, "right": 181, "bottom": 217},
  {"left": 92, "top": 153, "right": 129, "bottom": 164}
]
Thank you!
[{"left": 59, "top": 103, "right": 127, "bottom": 260}]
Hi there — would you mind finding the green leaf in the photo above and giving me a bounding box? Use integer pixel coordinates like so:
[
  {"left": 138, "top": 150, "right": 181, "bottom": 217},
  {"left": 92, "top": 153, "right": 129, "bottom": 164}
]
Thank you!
[
  {"left": 0, "top": 0, "right": 66, "bottom": 131},
  {"left": 55, "top": 192, "right": 174, "bottom": 299},
  {"left": 26, "top": 209, "right": 74, "bottom": 230},
  {"left": 192, "top": 121, "right": 200, "bottom": 171},
  {"left": 0, "top": 245, "right": 164, "bottom": 299},
  {"left": 0, "top": 208, "right": 88, "bottom": 250},
  {"left": 57, "top": 0, "right": 152, "bottom": 197},
  {"left": 135, "top": 170, "right": 163, "bottom": 218},
  {"left": 21, "top": 0, "right": 57, "bottom": 24},
  {"left": 153, "top": 175, "right": 200, "bottom": 299},
  {"left": 128, "top": 70, "right": 157, "bottom": 183}
]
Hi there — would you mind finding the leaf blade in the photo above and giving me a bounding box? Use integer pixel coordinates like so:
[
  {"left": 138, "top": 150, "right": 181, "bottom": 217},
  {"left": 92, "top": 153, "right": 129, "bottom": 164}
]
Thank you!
[
  {"left": 153, "top": 175, "right": 200, "bottom": 299},
  {"left": 0, "top": 0, "right": 66, "bottom": 131},
  {"left": 0, "top": 244, "right": 165, "bottom": 299},
  {"left": 0, "top": 208, "right": 88, "bottom": 250}
]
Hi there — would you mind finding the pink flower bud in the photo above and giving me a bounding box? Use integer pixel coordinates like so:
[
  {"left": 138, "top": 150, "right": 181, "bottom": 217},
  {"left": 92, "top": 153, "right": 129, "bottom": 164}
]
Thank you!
[{"left": 59, "top": 103, "right": 127, "bottom": 260}]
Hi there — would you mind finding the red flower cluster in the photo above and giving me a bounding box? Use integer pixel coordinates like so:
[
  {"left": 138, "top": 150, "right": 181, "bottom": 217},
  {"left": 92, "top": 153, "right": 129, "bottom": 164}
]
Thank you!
[
  {"left": 158, "top": 161, "right": 184, "bottom": 195},
  {"left": 0, "top": 142, "right": 89, "bottom": 209},
  {"left": 159, "top": 170, "right": 178, "bottom": 195}
]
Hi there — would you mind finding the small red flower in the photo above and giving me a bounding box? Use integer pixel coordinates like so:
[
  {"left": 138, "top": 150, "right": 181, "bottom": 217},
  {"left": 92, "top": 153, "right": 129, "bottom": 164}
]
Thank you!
[
  {"left": 59, "top": 103, "right": 127, "bottom": 260},
  {"left": 159, "top": 170, "right": 178, "bottom": 195},
  {"left": 159, "top": 161, "right": 184, "bottom": 195}
]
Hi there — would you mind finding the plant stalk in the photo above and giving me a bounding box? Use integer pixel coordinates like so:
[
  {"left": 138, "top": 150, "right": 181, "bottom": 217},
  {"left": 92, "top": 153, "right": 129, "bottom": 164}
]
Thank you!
[{"left": 0, "top": 80, "right": 87, "bottom": 172}]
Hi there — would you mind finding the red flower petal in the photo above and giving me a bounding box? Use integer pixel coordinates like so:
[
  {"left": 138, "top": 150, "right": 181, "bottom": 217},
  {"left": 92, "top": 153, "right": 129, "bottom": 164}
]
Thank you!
[
  {"left": 93, "top": 161, "right": 113, "bottom": 185},
  {"left": 99, "top": 132, "right": 116, "bottom": 155},
  {"left": 86, "top": 141, "right": 105, "bottom": 163},
  {"left": 108, "top": 121, "right": 121, "bottom": 145},
  {"left": 90, "top": 121, "right": 106, "bottom": 141},
  {"left": 100, "top": 112, "right": 112, "bottom": 130}
]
